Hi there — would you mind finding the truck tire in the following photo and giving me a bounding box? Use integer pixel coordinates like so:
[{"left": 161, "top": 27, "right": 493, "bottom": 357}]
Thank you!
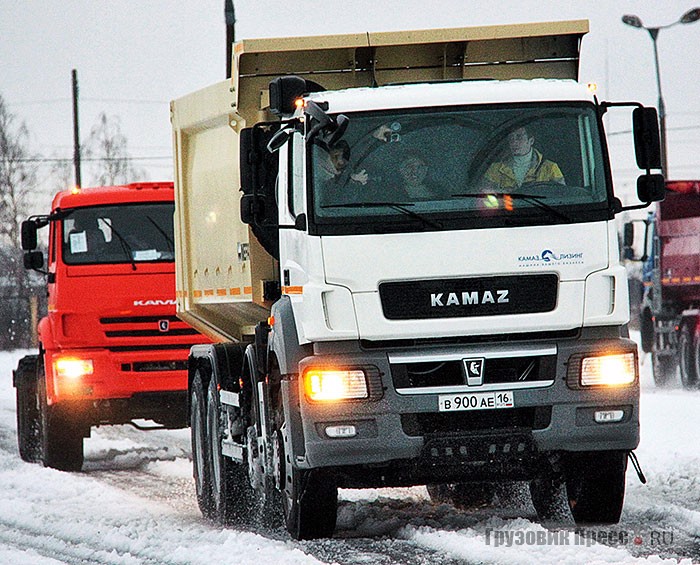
[
  {"left": 190, "top": 370, "right": 213, "bottom": 518},
  {"left": 640, "top": 309, "right": 654, "bottom": 354},
  {"left": 282, "top": 465, "right": 337, "bottom": 540},
  {"left": 529, "top": 476, "right": 571, "bottom": 524},
  {"left": 37, "top": 358, "right": 84, "bottom": 472},
  {"left": 15, "top": 355, "right": 41, "bottom": 463},
  {"left": 652, "top": 351, "right": 677, "bottom": 388},
  {"left": 427, "top": 483, "right": 494, "bottom": 508},
  {"left": 206, "top": 376, "right": 255, "bottom": 525},
  {"left": 565, "top": 451, "right": 627, "bottom": 525},
  {"left": 679, "top": 324, "right": 699, "bottom": 389},
  {"left": 277, "top": 415, "right": 337, "bottom": 539}
]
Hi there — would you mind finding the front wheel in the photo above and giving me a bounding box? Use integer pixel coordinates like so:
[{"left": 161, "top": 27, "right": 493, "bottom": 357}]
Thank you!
[
  {"left": 15, "top": 355, "right": 41, "bottom": 463},
  {"left": 282, "top": 466, "right": 338, "bottom": 540},
  {"left": 679, "top": 324, "right": 698, "bottom": 389},
  {"left": 566, "top": 451, "right": 627, "bottom": 525},
  {"left": 279, "top": 423, "right": 337, "bottom": 539},
  {"left": 37, "top": 358, "right": 84, "bottom": 472}
]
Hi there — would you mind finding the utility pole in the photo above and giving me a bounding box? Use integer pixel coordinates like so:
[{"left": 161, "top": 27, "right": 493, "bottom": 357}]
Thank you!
[
  {"left": 225, "top": 0, "right": 236, "bottom": 79},
  {"left": 71, "top": 69, "right": 82, "bottom": 188}
]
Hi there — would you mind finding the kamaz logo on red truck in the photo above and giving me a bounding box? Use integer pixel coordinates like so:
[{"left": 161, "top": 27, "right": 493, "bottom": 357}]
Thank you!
[{"left": 133, "top": 299, "right": 177, "bottom": 306}]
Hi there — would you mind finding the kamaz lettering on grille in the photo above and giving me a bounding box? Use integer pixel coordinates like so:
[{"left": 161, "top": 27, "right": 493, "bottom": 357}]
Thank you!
[{"left": 430, "top": 290, "right": 509, "bottom": 307}]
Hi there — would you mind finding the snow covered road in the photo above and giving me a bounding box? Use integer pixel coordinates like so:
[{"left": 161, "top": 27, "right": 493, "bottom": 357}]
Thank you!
[{"left": 0, "top": 345, "right": 698, "bottom": 564}]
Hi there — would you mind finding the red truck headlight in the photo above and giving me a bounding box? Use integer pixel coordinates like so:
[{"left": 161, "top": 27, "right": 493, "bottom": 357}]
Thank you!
[{"left": 54, "top": 357, "right": 94, "bottom": 379}]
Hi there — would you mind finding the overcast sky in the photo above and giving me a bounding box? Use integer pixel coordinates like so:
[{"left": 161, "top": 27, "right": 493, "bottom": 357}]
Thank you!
[{"left": 3, "top": 0, "right": 700, "bottom": 204}]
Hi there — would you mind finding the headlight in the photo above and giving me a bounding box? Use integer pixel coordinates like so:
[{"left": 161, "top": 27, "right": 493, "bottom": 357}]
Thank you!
[
  {"left": 54, "top": 357, "right": 94, "bottom": 379},
  {"left": 303, "top": 369, "right": 368, "bottom": 401},
  {"left": 580, "top": 353, "right": 636, "bottom": 386}
]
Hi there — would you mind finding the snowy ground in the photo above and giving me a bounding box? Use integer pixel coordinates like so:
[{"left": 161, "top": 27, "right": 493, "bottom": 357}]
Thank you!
[{"left": 0, "top": 336, "right": 698, "bottom": 564}]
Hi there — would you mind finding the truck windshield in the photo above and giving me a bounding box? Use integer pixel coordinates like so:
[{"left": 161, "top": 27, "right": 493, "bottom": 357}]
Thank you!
[
  {"left": 309, "top": 103, "right": 610, "bottom": 234},
  {"left": 62, "top": 203, "right": 175, "bottom": 265}
]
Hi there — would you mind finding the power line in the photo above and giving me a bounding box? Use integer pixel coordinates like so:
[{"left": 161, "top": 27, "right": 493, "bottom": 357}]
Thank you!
[
  {"left": 16, "top": 156, "right": 171, "bottom": 163},
  {"left": 608, "top": 124, "right": 700, "bottom": 137}
]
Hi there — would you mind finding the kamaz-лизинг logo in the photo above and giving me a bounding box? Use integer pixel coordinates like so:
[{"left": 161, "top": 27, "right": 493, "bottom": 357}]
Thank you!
[
  {"left": 518, "top": 249, "right": 584, "bottom": 267},
  {"left": 430, "top": 290, "right": 509, "bottom": 307}
]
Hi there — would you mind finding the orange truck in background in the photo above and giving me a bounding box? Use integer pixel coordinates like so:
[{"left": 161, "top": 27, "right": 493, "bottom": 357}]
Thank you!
[{"left": 13, "top": 182, "right": 207, "bottom": 471}]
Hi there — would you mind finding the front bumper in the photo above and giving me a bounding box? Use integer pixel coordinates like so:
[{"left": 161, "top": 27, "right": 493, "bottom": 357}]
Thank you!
[
  {"left": 45, "top": 346, "right": 190, "bottom": 404},
  {"left": 289, "top": 332, "right": 639, "bottom": 486}
]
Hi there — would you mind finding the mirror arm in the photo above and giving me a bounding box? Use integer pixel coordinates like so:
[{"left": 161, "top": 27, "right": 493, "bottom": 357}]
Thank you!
[{"left": 614, "top": 200, "right": 654, "bottom": 213}]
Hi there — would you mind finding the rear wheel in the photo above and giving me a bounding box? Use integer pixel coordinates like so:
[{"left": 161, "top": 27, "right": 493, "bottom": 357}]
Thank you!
[
  {"left": 37, "top": 357, "right": 84, "bottom": 472},
  {"left": 190, "top": 369, "right": 212, "bottom": 518},
  {"left": 679, "top": 324, "right": 698, "bottom": 389},
  {"left": 652, "top": 350, "right": 677, "bottom": 387},
  {"left": 206, "top": 376, "right": 255, "bottom": 525},
  {"left": 15, "top": 356, "right": 41, "bottom": 463}
]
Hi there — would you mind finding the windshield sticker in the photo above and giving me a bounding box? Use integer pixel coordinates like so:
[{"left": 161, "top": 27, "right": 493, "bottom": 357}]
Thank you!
[
  {"left": 518, "top": 249, "right": 584, "bottom": 268},
  {"left": 69, "top": 232, "right": 88, "bottom": 253},
  {"left": 133, "top": 249, "right": 160, "bottom": 261}
]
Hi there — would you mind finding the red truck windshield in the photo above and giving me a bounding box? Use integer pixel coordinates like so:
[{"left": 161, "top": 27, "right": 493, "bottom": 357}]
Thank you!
[{"left": 62, "top": 203, "right": 175, "bottom": 265}]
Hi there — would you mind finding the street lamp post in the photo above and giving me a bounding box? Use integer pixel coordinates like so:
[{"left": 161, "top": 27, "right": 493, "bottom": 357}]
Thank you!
[{"left": 622, "top": 8, "right": 700, "bottom": 177}]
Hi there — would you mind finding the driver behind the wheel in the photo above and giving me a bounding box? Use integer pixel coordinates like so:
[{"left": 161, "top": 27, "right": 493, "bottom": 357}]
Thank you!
[{"left": 482, "top": 126, "right": 565, "bottom": 190}]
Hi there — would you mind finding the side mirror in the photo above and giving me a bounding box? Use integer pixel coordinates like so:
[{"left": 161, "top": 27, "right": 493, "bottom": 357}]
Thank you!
[
  {"left": 623, "top": 222, "right": 634, "bottom": 248},
  {"left": 633, "top": 107, "right": 662, "bottom": 170},
  {"left": 637, "top": 173, "right": 666, "bottom": 203},
  {"left": 269, "top": 76, "right": 325, "bottom": 117},
  {"left": 21, "top": 220, "right": 38, "bottom": 251},
  {"left": 269, "top": 76, "right": 308, "bottom": 116},
  {"left": 23, "top": 250, "right": 44, "bottom": 271}
]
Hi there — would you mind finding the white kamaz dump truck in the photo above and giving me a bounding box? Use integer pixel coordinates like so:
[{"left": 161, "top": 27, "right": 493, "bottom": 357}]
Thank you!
[{"left": 170, "top": 20, "right": 663, "bottom": 539}]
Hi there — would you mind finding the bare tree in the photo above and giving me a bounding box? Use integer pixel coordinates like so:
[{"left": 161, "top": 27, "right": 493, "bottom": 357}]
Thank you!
[
  {"left": 0, "top": 94, "right": 44, "bottom": 348},
  {"left": 0, "top": 94, "right": 38, "bottom": 248},
  {"left": 84, "top": 112, "right": 144, "bottom": 186}
]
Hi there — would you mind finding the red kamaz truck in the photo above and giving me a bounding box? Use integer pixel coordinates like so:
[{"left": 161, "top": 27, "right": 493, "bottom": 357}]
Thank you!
[
  {"left": 626, "top": 180, "right": 700, "bottom": 387},
  {"left": 13, "top": 182, "right": 207, "bottom": 471}
]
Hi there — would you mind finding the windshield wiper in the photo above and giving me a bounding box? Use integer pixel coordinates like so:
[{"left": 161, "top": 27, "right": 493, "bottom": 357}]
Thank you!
[
  {"left": 101, "top": 218, "right": 137, "bottom": 270},
  {"left": 322, "top": 201, "right": 443, "bottom": 229},
  {"left": 146, "top": 215, "right": 174, "bottom": 251},
  {"left": 506, "top": 193, "right": 572, "bottom": 223},
  {"left": 451, "top": 192, "right": 571, "bottom": 223}
]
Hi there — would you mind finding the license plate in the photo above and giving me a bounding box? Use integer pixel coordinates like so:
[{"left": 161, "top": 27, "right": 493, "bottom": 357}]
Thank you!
[{"left": 438, "top": 390, "right": 515, "bottom": 412}]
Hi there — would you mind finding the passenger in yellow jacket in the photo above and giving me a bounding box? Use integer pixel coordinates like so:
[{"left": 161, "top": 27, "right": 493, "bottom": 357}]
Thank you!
[{"left": 484, "top": 126, "right": 565, "bottom": 190}]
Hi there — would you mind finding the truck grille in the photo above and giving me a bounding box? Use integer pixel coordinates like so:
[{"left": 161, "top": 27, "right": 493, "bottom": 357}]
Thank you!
[
  {"left": 100, "top": 316, "right": 199, "bottom": 339},
  {"left": 391, "top": 354, "right": 556, "bottom": 389},
  {"left": 121, "top": 361, "right": 189, "bottom": 372}
]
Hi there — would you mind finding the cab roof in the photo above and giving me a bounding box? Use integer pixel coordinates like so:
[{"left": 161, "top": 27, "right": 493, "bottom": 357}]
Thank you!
[{"left": 51, "top": 182, "right": 174, "bottom": 210}]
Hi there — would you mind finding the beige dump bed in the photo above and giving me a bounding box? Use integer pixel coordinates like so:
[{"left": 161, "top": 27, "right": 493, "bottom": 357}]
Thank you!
[{"left": 170, "top": 20, "right": 588, "bottom": 342}]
